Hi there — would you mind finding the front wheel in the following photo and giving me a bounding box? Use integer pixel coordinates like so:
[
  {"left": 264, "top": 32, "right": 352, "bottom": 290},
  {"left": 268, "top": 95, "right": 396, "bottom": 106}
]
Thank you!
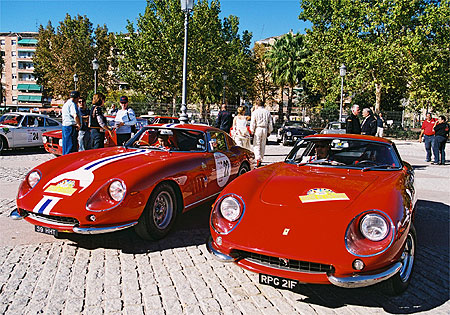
[
  {"left": 134, "top": 183, "right": 179, "bottom": 241},
  {"left": 382, "top": 224, "right": 416, "bottom": 295},
  {"left": 238, "top": 163, "right": 250, "bottom": 176},
  {"left": 0, "top": 136, "right": 7, "bottom": 152}
]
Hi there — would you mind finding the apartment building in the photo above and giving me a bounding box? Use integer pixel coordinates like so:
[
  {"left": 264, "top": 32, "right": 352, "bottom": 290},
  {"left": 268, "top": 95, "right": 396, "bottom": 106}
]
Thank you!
[{"left": 1, "top": 32, "right": 46, "bottom": 109}]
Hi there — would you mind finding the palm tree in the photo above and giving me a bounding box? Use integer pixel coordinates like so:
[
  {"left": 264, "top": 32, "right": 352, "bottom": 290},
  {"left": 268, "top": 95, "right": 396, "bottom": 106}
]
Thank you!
[{"left": 266, "top": 33, "right": 309, "bottom": 120}]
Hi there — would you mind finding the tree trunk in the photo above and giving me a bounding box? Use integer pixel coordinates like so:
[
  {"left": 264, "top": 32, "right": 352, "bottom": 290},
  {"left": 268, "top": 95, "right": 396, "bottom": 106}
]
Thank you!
[
  {"left": 287, "top": 86, "right": 293, "bottom": 118},
  {"left": 278, "top": 86, "right": 284, "bottom": 122},
  {"left": 375, "top": 83, "right": 382, "bottom": 113}
]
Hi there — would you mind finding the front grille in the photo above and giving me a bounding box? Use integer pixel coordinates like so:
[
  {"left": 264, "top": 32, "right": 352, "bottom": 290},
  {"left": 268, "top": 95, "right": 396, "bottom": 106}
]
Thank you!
[
  {"left": 236, "top": 250, "right": 334, "bottom": 274},
  {"left": 21, "top": 209, "right": 79, "bottom": 226}
]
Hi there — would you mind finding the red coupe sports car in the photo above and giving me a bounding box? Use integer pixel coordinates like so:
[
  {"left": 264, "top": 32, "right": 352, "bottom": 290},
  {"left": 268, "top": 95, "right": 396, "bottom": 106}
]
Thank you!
[
  {"left": 12, "top": 124, "right": 255, "bottom": 240},
  {"left": 207, "top": 134, "right": 416, "bottom": 295}
]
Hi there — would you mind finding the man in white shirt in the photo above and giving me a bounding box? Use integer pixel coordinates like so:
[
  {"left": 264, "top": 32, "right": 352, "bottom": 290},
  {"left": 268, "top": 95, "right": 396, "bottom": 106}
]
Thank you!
[
  {"left": 250, "top": 100, "right": 273, "bottom": 167},
  {"left": 114, "top": 96, "right": 137, "bottom": 145},
  {"left": 61, "top": 91, "right": 81, "bottom": 155}
]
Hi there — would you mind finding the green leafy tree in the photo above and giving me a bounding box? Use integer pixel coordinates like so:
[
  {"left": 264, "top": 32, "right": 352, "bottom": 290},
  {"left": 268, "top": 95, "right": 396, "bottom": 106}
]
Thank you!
[
  {"left": 253, "top": 42, "right": 276, "bottom": 106},
  {"left": 300, "top": 0, "right": 449, "bottom": 112},
  {"left": 33, "top": 14, "right": 116, "bottom": 101},
  {"left": 266, "top": 33, "right": 309, "bottom": 120}
]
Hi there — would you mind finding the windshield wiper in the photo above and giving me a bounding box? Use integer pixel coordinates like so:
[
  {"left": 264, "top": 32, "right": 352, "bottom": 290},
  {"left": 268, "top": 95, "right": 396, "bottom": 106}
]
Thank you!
[{"left": 362, "top": 164, "right": 394, "bottom": 172}]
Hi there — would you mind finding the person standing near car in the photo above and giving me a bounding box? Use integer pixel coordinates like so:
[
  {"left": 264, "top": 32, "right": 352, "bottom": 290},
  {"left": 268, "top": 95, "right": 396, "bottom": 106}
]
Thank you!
[
  {"left": 216, "top": 104, "right": 232, "bottom": 134},
  {"left": 61, "top": 91, "right": 81, "bottom": 155},
  {"left": 232, "top": 106, "right": 251, "bottom": 150},
  {"left": 419, "top": 113, "right": 437, "bottom": 162},
  {"left": 346, "top": 104, "right": 361, "bottom": 134},
  {"left": 432, "top": 115, "right": 449, "bottom": 165},
  {"left": 250, "top": 99, "right": 273, "bottom": 167},
  {"left": 114, "top": 96, "right": 137, "bottom": 146},
  {"left": 77, "top": 97, "right": 91, "bottom": 151},
  {"left": 361, "top": 108, "right": 377, "bottom": 136},
  {"left": 376, "top": 112, "right": 385, "bottom": 137},
  {"left": 89, "top": 93, "right": 113, "bottom": 149}
]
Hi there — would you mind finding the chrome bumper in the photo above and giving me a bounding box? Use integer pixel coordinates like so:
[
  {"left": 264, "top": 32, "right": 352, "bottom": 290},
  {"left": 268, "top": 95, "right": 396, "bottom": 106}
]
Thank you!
[
  {"left": 327, "top": 262, "right": 402, "bottom": 288},
  {"left": 10, "top": 209, "right": 137, "bottom": 235},
  {"left": 72, "top": 221, "right": 138, "bottom": 234},
  {"left": 9, "top": 209, "right": 23, "bottom": 220},
  {"left": 206, "top": 236, "right": 236, "bottom": 263}
]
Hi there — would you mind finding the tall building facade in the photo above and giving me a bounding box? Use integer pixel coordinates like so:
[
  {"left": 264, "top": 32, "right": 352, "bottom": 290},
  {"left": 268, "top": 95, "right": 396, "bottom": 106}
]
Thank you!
[{"left": 1, "top": 32, "right": 44, "bottom": 109}]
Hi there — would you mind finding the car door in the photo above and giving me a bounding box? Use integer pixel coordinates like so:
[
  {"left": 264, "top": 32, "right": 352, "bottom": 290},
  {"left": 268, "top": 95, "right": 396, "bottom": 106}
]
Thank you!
[
  {"left": 13, "top": 115, "right": 42, "bottom": 147},
  {"left": 203, "top": 131, "right": 238, "bottom": 198}
]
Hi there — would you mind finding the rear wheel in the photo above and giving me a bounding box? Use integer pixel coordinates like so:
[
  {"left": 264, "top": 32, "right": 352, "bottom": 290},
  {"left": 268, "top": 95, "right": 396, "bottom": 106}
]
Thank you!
[
  {"left": 282, "top": 135, "right": 288, "bottom": 146},
  {"left": 134, "top": 183, "right": 179, "bottom": 240},
  {"left": 382, "top": 224, "right": 416, "bottom": 295},
  {"left": 0, "top": 136, "right": 7, "bottom": 152}
]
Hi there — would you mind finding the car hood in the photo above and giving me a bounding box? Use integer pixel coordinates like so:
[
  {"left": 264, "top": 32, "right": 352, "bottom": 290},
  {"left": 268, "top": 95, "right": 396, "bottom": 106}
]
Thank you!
[{"left": 259, "top": 163, "right": 378, "bottom": 208}]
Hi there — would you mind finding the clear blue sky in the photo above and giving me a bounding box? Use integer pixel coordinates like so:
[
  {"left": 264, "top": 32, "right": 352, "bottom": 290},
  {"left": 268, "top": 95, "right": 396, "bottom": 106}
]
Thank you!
[{"left": 0, "top": 0, "right": 311, "bottom": 42}]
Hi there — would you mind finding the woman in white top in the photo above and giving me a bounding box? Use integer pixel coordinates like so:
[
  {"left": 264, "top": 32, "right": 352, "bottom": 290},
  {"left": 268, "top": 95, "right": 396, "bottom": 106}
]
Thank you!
[{"left": 232, "top": 106, "right": 251, "bottom": 150}]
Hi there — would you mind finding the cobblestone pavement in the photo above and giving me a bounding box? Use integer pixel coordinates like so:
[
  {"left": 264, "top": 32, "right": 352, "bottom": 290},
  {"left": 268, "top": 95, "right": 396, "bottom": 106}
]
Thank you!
[{"left": 0, "top": 140, "right": 449, "bottom": 314}]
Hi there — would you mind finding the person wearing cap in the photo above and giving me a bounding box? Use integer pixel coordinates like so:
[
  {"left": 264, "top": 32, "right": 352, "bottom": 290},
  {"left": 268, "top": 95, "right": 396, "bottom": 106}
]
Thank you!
[
  {"left": 89, "top": 93, "right": 113, "bottom": 149},
  {"left": 114, "top": 96, "right": 137, "bottom": 146},
  {"left": 61, "top": 91, "right": 81, "bottom": 155}
]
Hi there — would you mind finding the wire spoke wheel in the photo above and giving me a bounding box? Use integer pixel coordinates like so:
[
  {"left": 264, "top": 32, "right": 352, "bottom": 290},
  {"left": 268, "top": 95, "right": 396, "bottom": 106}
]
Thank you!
[{"left": 152, "top": 191, "right": 174, "bottom": 230}]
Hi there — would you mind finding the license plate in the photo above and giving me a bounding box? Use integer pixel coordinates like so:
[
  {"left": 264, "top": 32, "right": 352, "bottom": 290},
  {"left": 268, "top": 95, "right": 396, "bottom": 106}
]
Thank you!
[
  {"left": 259, "top": 273, "right": 299, "bottom": 291},
  {"left": 35, "top": 225, "right": 58, "bottom": 236}
]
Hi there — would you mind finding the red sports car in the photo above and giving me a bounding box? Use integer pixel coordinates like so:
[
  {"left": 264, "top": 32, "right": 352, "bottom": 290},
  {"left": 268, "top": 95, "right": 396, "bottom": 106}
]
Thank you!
[
  {"left": 207, "top": 134, "right": 416, "bottom": 295},
  {"left": 12, "top": 124, "right": 255, "bottom": 240}
]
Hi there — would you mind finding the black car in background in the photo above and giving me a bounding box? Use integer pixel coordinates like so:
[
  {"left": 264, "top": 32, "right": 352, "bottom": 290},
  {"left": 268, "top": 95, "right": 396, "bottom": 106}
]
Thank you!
[{"left": 276, "top": 120, "right": 316, "bottom": 145}]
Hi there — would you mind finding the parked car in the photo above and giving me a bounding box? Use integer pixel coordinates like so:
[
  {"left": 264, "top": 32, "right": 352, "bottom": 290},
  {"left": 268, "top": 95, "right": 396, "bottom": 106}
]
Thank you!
[
  {"left": 207, "top": 134, "right": 416, "bottom": 295},
  {"left": 0, "top": 112, "right": 61, "bottom": 152},
  {"left": 277, "top": 121, "right": 316, "bottom": 145},
  {"left": 43, "top": 116, "right": 148, "bottom": 156},
  {"left": 12, "top": 124, "right": 255, "bottom": 241},
  {"left": 321, "top": 121, "right": 347, "bottom": 134}
]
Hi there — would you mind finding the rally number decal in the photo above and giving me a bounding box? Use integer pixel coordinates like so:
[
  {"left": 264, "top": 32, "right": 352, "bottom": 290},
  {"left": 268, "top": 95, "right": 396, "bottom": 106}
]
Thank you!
[
  {"left": 27, "top": 131, "right": 39, "bottom": 142},
  {"left": 214, "top": 152, "right": 231, "bottom": 187}
]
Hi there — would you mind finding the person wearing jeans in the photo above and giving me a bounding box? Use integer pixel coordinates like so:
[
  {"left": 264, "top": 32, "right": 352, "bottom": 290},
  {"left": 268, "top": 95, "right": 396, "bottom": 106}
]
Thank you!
[
  {"left": 61, "top": 91, "right": 81, "bottom": 155},
  {"left": 432, "top": 115, "right": 449, "bottom": 165},
  {"left": 419, "top": 113, "right": 437, "bottom": 162}
]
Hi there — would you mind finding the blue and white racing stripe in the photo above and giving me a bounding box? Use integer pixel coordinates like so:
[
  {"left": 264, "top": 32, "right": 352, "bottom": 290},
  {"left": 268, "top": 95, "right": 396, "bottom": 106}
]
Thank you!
[
  {"left": 32, "top": 196, "right": 62, "bottom": 215},
  {"left": 161, "top": 123, "right": 181, "bottom": 128},
  {"left": 83, "top": 149, "right": 147, "bottom": 172}
]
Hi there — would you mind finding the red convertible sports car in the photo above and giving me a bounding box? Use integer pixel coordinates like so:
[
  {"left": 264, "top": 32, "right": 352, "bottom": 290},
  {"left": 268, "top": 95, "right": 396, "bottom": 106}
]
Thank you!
[
  {"left": 12, "top": 124, "right": 255, "bottom": 240},
  {"left": 207, "top": 134, "right": 416, "bottom": 295}
]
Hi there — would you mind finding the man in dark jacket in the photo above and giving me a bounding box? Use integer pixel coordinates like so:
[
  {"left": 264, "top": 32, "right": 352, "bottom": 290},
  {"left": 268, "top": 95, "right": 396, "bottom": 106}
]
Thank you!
[
  {"left": 216, "top": 104, "right": 232, "bottom": 133},
  {"left": 361, "top": 108, "right": 377, "bottom": 136},
  {"left": 346, "top": 104, "right": 361, "bottom": 134}
]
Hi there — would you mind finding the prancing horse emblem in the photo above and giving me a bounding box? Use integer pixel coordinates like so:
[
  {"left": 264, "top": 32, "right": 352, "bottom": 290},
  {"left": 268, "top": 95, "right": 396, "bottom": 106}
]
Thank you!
[{"left": 282, "top": 228, "right": 290, "bottom": 236}]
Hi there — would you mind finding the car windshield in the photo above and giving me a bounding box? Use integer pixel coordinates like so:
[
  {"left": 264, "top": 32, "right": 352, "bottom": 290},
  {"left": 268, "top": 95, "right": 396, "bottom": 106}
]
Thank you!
[
  {"left": 126, "top": 127, "right": 207, "bottom": 152},
  {"left": 286, "top": 138, "right": 402, "bottom": 169},
  {"left": 0, "top": 114, "right": 23, "bottom": 126},
  {"left": 285, "top": 121, "right": 305, "bottom": 128}
]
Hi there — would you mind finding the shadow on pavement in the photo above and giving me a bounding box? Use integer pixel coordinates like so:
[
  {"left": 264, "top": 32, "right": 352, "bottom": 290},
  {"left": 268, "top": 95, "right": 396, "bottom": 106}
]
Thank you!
[
  {"left": 0, "top": 147, "right": 49, "bottom": 156},
  {"left": 58, "top": 201, "right": 213, "bottom": 254}
]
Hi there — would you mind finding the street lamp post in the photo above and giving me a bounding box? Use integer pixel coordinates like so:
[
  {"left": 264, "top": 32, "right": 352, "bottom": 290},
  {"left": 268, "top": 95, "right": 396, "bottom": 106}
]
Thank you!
[
  {"left": 180, "top": 0, "right": 194, "bottom": 124},
  {"left": 222, "top": 72, "right": 227, "bottom": 105},
  {"left": 339, "top": 64, "right": 346, "bottom": 122},
  {"left": 92, "top": 58, "right": 99, "bottom": 94},
  {"left": 73, "top": 74, "right": 78, "bottom": 91}
]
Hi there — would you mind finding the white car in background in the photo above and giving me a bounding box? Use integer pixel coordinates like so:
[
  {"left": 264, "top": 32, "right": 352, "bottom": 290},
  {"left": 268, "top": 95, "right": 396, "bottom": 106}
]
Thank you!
[{"left": 0, "top": 112, "right": 61, "bottom": 152}]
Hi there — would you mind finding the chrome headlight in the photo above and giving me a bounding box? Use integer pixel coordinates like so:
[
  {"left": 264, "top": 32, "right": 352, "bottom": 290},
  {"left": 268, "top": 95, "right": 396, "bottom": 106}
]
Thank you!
[
  {"left": 220, "top": 196, "right": 242, "bottom": 222},
  {"left": 360, "top": 213, "right": 389, "bottom": 241},
  {"left": 286, "top": 131, "right": 292, "bottom": 136},
  {"left": 42, "top": 136, "right": 48, "bottom": 144},
  {"left": 27, "top": 171, "right": 41, "bottom": 188},
  {"left": 108, "top": 180, "right": 126, "bottom": 201}
]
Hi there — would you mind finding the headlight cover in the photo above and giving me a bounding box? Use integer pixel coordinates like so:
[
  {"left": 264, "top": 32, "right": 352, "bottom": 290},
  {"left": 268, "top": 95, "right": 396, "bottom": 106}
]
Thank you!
[
  {"left": 27, "top": 171, "right": 41, "bottom": 188},
  {"left": 58, "top": 139, "right": 63, "bottom": 147},
  {"left": 286, "top": 131, "right": 292, "bottom": 136},
  {"left": 360, "top": 213, "right": 389, "bottom": 241},
  {"left": 220, "top": 196, "right": 241, "bottom": 222},
  {"left": 109, "top": 180, "right": 126, "bottom": 202}
]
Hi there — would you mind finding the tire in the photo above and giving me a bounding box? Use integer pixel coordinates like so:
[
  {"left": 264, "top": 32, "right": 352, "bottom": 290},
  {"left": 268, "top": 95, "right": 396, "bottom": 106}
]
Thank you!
[
  {"left": 0, "top": 136, "right": 7, "bottom": 152},
  {"left": 238, "top": 163, "right": 250, "bottom": 176},
  {"left": 282, "top": 135, "right": 288, "bottom": 146},
  {"left": 382, "top": 224, "right": 416, "bottom": 295},
  {"left": 134, "top": 183, "right": 179, "bottom": 241}
]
